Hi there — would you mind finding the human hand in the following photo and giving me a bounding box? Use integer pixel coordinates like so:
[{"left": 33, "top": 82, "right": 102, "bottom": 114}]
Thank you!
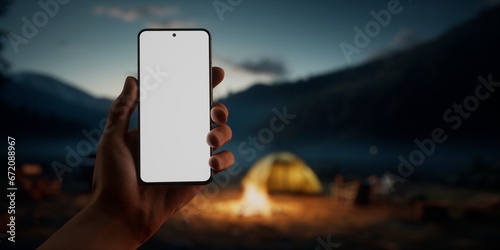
[
  {"left": 39, "top": 67, "right": 234, "bottom": 249},
  {"left": 92, "top": 66, "right": 234, "bottom": 241}
]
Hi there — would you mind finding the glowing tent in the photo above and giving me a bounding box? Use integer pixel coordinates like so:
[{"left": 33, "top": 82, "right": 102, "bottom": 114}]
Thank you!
[{"left": 242, "top": 152, "right": 323, "bottom": 195}]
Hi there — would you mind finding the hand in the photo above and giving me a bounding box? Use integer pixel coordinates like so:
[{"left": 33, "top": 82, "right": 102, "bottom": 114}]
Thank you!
[
  {"left": 39, "top": 67, "right": 234, "bottom": 249},
  {"left": 93, "top": 66, "right": 234, "bottom": 240}
]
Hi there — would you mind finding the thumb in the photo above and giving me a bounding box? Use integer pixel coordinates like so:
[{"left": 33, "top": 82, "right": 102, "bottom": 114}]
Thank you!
[{"left": 102, "top": 76, "right": 138, "bottom": 140}]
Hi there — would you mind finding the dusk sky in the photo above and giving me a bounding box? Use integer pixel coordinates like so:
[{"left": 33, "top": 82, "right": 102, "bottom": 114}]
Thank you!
[{"left": 0, "top": 0, "right": 497, "bottom": 99}]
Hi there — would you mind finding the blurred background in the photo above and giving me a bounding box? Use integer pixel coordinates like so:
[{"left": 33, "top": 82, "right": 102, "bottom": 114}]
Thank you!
[{"left": 1, "top": 0, "right": 500, "bottom": 249}]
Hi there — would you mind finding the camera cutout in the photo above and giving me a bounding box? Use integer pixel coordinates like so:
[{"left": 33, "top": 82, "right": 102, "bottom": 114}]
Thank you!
[{"left": 173, "top": 33, "right": 176, "bottom": 37}]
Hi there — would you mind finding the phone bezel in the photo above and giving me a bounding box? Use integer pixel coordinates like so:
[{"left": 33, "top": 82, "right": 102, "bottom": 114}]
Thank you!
[{"left": 137, "top": 28, "right": 213, "bottom": 184}]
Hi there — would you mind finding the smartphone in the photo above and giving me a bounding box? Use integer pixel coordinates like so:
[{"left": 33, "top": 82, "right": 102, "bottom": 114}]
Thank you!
[{"left": 138, "top": 29, "right": 212, "bottom": 183}]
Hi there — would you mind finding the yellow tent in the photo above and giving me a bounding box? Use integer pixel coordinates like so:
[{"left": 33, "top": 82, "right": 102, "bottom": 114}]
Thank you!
[{"left": 242, "top": 152, "right": 323, "bottom": 195}]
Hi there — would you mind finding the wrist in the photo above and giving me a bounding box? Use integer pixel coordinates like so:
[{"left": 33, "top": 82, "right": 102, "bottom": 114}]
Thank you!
[
  {"left": 83, "top": 199, "right": 148, "bottom": 248},
  {"left": 39, "top": 197, "right": 147, "bottom": 250}
]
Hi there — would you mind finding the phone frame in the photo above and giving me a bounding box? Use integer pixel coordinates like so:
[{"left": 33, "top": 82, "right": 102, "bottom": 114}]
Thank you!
[{"left": 137, "top": 28, "right": 213, "bottom": 184}]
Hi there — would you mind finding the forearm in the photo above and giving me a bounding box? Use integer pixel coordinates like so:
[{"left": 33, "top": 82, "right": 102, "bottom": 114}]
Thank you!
[{"left": 38, "top": 201, "right": 143, "bottom": 250}]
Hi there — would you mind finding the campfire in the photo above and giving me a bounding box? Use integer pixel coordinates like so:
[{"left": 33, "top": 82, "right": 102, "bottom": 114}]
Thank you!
[
  {"left": 205, "top": 152, "right": 323, "bottom": 217},
  {"left": 236, "top": 182, "right": 273, "bottom": 216}
]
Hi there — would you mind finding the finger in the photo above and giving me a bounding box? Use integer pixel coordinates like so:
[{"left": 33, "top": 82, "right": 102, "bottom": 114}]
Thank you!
[
  {"left": 126, "top": 127, "right": 139, "bottom": 164},
  {"left": 102, "top": 77, "right": 138, "bottom": 140},
  {"left": 207, "top": 124, "right": 232, "bottom": 148},
  {"left": 209, "top": 150, "right": 234, "bottom": 172},
  {"left": 211, "top": 103, "right": 229, "bottom": 124},
  {"left": 126, "top": 127, "right": 139, "bottom": 146},
  {"left": 128, "top": 126, "right": 138, "bottom": 134},
  {"left": 212, "top": 67, "right": 224, "bottom": 88}
]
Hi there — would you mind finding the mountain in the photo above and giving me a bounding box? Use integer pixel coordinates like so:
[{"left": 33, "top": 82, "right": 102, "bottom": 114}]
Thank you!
[
  {"left": 217, "top": 6, "right": 500, "bottom": 178},
  {"left": 0, "top": 72, "right": 112, "bottom": 135},
  {"left": 1, "top": 6, "right": 499, "bottom": 175},
  {"left": 221, "top": 6, "right": 500, "bottom": 145},
  {"left": 0, "top": 73, "right": 117, "bottom": 165},
  {"left": 9, "top": 73, "right": 111, "bottom": 113}
]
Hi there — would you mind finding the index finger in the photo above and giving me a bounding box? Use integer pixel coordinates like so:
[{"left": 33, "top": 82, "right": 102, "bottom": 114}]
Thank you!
[{"left": 212, "top": 67, "right": 224, "bottom": 89}]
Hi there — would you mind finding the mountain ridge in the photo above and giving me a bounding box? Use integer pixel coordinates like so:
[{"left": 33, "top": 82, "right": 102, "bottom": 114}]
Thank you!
[
  {"left": 0, "top": 72, "right": 112, "bottom": 135},
  {"left": 220, "top": 5, "right": 500, "bottom": 144}
]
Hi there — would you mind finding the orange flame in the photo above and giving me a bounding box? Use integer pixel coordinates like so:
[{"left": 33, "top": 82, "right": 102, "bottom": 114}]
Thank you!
[{"left": 236, "top": 183, "right": 272, "bottom": 216}]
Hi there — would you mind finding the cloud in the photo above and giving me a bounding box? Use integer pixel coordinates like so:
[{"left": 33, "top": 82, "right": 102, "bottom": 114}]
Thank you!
[
  {"left": 146, "top": 20, "right": 197, "bottom": 29},
  {"left": 212, "top": 57, "right": 280, "bottom": 99},
  {"left": 93, "top": 5, "right": 178, "bottom": 22},
  {"left": 235, "top": 58, "right": 287, "bottom": 76}
]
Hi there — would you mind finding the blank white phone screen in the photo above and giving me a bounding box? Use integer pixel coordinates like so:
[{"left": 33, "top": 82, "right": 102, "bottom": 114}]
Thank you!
[{"left": 139, "top": 30, "right": 211, "bottom": 183}]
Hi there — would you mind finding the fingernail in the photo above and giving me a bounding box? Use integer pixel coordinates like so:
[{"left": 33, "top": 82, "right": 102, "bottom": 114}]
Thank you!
[{"left": 209, "top": 157, "right": 219, "bottom": 169}]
